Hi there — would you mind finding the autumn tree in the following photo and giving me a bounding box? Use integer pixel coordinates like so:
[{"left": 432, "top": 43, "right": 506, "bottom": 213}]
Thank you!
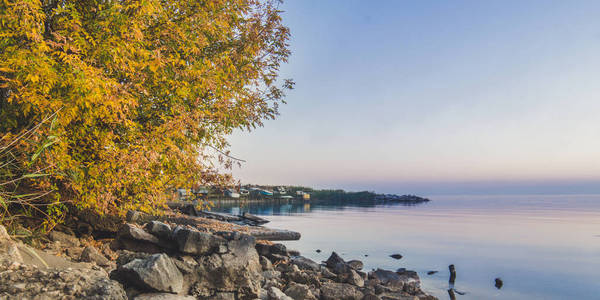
[{"left": 0, "top": 0, "right": 292, "bottom": 224}]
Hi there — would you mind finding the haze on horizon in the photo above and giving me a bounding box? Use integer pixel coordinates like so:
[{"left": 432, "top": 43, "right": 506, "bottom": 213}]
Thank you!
[{"left": 228, "top": 0, "right": 600, "bottom": 195}]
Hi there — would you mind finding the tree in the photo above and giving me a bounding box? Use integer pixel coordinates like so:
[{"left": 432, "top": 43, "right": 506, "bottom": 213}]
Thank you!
[{"left": 0, "top": 0, "right": 293, "bottom": 220}]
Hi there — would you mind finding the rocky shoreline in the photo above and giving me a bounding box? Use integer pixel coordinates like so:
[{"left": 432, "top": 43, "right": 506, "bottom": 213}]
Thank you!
[{"left": 0, "top": 209, "right": 437, "bottom": 300}]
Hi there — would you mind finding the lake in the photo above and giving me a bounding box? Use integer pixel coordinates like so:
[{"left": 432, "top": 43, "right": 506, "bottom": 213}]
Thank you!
[{"left": 212, "top": 194, "right": 600, "bottom": 300}]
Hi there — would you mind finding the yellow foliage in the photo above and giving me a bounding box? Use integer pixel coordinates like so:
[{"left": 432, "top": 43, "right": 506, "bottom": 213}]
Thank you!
[{"left": 0, "top": 0, "right": 292, "bottom": 217}]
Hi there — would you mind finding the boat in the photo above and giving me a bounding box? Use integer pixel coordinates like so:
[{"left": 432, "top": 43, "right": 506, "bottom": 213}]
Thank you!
[{"left": 225, "top": 189, "right": 240, "bottom": 198}]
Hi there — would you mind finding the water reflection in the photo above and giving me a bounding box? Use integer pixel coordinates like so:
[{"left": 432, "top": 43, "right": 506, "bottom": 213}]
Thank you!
[{"left": 212, "top": 198, "right": 428, "bottom": 216}]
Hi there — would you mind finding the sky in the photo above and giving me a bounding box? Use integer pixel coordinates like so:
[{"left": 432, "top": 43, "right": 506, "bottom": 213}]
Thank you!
[{"left": 228, "top": 0, "right": 600, "bottom": 195}]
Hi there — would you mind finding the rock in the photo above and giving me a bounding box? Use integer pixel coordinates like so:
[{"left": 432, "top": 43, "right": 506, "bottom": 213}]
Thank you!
[
  {"left": 225, "top": 232, "right": 256, "bottom": 254},
  {"left": 369, "top": 269, "right": 405, "bottom": 289},
  {"left": 192, "top": 234, "right": 262, "bottom": 299},
  {"left": 389, "top": 254, "right": 403, "bottom": 260},
  {"left": 135, "top": 293, "right": 196, "bottom": 300},
  {"left": 362, "top": 293, "right": 381, "bottom": 300},
  {"left": 495, "top": 278, "right": 503, "bottom": 289},
  {"left": 347, "top": 260, "right": 364, "bottom": 271},
  {"left": 118, "top": 224, "right": 160, "bottom": 244},
  {"left": 426, "top": 271, "right": 437, "bottom": 275},
  {"left": 255, "top": 243, "right": 271, "bottom": 256},
  {"left": 260, "top": 255, "right": 273, "bottom": 270},
  {"left": 325, "top": 252, "right": 345, "bottom": 268},
  {"left": 213, "top": 292, "right": 236, "bottom": 300},
  {"left": 173, "top": 227, "right": 226, "bottom": 255},
  {"left": 270, "top": 243, "right": 288, "bottom": 256},
  {"left": 262, "top": 270, "right": 282, "bottom": 281},
  {"left": 284, "top": 283, "right": 318, "bottom": 300},
  {"left": 116, "top": 253, "right": 183, "bottom": 293},
  {"left": 291, "top": 256, "right": 321, "bottom": 271},
  {"left": 0, "top": 226, "right": 23, "bottom": 266},
  {"left": 0, "top": 263, "right": 126, "bottom": 299},
  {"left": 288, "top": 249, "right": 300, "bottom": 256},
  {"left": 80, "top": 246, "right": 111, "bottom": 267},
  {"left": 145, "top": 221, "right": 172, "bottom": 240},
  {"left": 320, "top": 266, "right": 337, "bottom": 279},
  {"left": 0, "top": 225, "right": 9, "bottom": 240},
  {"left": 127, "top": 210, "right": 142, "bottom": 223},
  {"left": 268, "top": 286, "right": 293, "bottom": 300},
  {"left": 49, "top": 231, "right": 80, "bottom": 247},
  {"left": 338, "top": 269, "right": 365, "bottom": 287},
  {"left": 320, "top": 282, "right": 364, "bottom": 300}
]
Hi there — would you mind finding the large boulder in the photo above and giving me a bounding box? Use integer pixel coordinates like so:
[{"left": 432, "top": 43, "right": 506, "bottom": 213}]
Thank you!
[
  {"left": 320, "top": 282, "right": 364, "bottom": 300},
  {"left": 116, "top": 253, "right": 183, "bottom": 293},
  {"left": 191, "top": 233, "right": 262, "bottom": 299}
]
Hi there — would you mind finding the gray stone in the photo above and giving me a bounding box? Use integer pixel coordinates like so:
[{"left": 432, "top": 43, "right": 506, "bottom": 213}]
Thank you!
[
  {"left": 260, "top": 255, "right": 273, "bottom": 270},
  {"left": 347, "top": 260, "right": 364, "bottom": 271},
  {"left": 268, "top": 286, "right": 293, "bottom": 300},
  {"left": 338, "top": 269, "right": 364, "bottom": 287},
  {"left": 118, "top": 253, "right": 183, "bottom": 293},
  {"left": 145, "top": 221, "right": 172, "bottom": 240},
  {"left": 0, "top": 263, "right": 126, "bottom": 300},
  {"left": 80, "top": 246, "right": 111, "bottom": 266},
  {"left": 284, "top": 283, "right": 317, "bottom": 300},
  {"left": 362, "top": 293, "right": 381, "bottom": 300},
  {"left": 0, "top": 225, "right": 9, "bottom": 240},
  {"left": 291, "top": 256, "right": 320, "bottom": 272},
  {"left": 262, "top": 270, "right": 282, "bottom": 281},
  {"left": 134, "top": 293, "right": 195, "bottom": 300},
  {"left": 126, "top": 210, "right": 141, "bottom": 222},
  {"left": 192, "top": 235, "right": 262, "bottom": 299},
  {"left": 255, "top": 243, "right": 271, "bottom": 256},
  {"left": 325, "top": 252, "right": 345, "bottom": 268},
  {"left": 118, "top": 224, "right": 160, "bottom": 244},
  {"left": 320, "top": 282, "right": 364, "bottom": 300},
  {"left": 270, "top": 243, "right": 288, "bottom": 256},
  {"left": 49, "top": 231, "right": 80, "bottom": 247},
  {"left": 173, "top": 227, "right": 226, "bottom": 255}
]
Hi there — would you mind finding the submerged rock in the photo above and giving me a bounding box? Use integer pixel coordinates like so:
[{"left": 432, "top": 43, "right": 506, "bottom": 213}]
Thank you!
[
  {"left": 347, "top": 260, "right": 363, "bottom": 271},
  {"left": 495, "top": 277, "right": 503, "bottom": 289},
  {"left": 325, "top": 251, "right": 345, "bottom": 268},
  {"left": 389, "top": 254, "right": 403, "bottom": 260}
]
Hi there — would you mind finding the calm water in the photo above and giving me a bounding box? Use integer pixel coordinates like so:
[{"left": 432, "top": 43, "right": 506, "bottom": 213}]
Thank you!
[{"left": 213, "top": 195, "right": 600, "bottom": 300}]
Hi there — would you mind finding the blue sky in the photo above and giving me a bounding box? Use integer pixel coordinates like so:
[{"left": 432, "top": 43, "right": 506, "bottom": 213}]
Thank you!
[{"left": 228, "top": 0, "right": 600, "bottom": 195}]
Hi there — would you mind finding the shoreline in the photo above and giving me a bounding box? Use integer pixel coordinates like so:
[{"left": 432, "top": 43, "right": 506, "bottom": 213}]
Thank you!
[{"left": 0, "top": 205, "right": 438, "bottom": 300}]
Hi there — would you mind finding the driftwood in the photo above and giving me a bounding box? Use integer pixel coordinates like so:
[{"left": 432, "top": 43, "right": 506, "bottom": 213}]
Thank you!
[{"left": 246, "top": 229, "right": 301, "bottom": 241}]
